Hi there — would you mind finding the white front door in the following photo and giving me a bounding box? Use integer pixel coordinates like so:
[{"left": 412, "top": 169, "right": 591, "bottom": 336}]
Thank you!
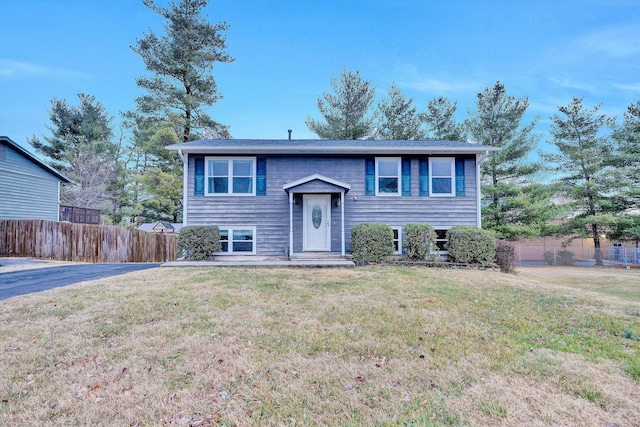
[{"left": 303, "top": 195, "right": 331, "bottom": 251}]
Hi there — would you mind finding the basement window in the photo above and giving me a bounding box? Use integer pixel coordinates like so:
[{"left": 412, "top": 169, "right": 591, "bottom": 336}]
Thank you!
[{"left": 218, "top": 227, "right": 256, "bottom": 254}]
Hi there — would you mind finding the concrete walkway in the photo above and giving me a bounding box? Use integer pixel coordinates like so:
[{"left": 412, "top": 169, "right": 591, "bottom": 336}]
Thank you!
[{"left": 162, "top": 259, "right": 355, "bottom": 268}]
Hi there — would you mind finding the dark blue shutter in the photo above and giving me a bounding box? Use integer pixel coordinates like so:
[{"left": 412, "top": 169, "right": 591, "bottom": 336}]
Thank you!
[
  {"left": 256, "top": 157, "right": 266, "bottom": 195},
  {"left": 365, "top": 158, "right": 375, "bottom": 195},
  {"left": 419, "top": 159, "right": 429, "bottom": 195},
  {"left": 455, "top": 158, "right": 465, "bottom": 196},
  {"left": 194, "top": 156, "right": 204, "bottom": 196},
  {"left": 402, "top": 158, "right": 411, "bottom": 196}
]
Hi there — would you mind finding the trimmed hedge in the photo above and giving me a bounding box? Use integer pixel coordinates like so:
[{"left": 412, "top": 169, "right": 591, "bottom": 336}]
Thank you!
[
  {"left": 177, "top": 225, "right": 221, "bottom": 260},
  {"left": 495, "top": 240, "right": 516, "bottom": 273},
  {"left": 403, "top": 223, "right": 438, "bottom": 261},
  {"left": 351, "top": 223, "right": 394, "bottom": 263},
  {"left": 446, "top": 226, "right": 496, "bottom": 266}
]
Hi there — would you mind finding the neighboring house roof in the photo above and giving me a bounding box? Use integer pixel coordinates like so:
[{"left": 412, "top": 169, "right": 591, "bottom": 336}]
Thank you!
[
  {"left": 0, "top": 136, "right": 70, "bottom": 182},
  {"left": 138, "top": 221, "right": 182, "bottom": 233},
  {"left": 166, "top": 139, "right": 499, "bottom": 155}
]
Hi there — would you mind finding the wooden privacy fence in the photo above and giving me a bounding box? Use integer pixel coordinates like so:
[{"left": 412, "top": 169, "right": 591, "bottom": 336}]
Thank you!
[{"left": 0, "top": 220, "right": 177, "bottom": 263}]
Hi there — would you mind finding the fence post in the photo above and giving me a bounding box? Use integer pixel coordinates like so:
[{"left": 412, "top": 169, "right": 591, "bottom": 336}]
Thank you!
[{"left": 553, "top": 247, "right": 557, "bottom": 267}]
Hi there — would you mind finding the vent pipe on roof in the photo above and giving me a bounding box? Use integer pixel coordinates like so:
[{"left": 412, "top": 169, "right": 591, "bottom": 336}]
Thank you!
[{"left": 288, "top": 129, "right": 292, "bottom": 140}]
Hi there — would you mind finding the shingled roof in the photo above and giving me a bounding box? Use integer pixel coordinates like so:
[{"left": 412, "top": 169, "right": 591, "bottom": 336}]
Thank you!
[
  {"left": 167, "top": 139, "right": 499, "bottom": 155},
  {"left": 1, "top": 136, "right": 70, "bottom": 182}
]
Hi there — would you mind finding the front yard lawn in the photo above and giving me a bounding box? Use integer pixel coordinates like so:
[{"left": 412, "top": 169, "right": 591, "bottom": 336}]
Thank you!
[{"left": 1, "top": 266, "right": 638, "bottom": 426}]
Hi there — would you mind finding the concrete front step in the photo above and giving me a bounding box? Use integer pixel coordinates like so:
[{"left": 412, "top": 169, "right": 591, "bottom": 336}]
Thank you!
[{"left": 290, "top": 253, "right": 352, "bottom": 261}]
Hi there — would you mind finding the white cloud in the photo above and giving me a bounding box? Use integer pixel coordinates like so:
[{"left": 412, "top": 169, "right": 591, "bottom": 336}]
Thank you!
[
  {"left": 548, "top": 77, "right": 598, "bottom": 94},
  {"left": 611, "top": 82, "right": 640, "bottom": 93},
  {"left": 391, "top": 63, "right": 481, "bottom": 96},
  {"left": 401, "top": 76, "right": 480, "bottom": 94},
  {"left": 0, "top": 59, "right": 89, "bottom": 80},
  {"left": 577, "top": 25, "right": 640, "bottom": 59},
  {"left": 529, "top": 100, "right": 563, "bottom": 116}
]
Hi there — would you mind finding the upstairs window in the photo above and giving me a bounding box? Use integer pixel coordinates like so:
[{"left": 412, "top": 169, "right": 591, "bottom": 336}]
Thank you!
[
  {"left": 429, "top": 157, "right": 455, "bottom": 196},
  {"left": 375, "top": 158, "right": 401, "bottom": 195},
  {"left": 206, "top": 158, "right": 255, "bottom": 195}
]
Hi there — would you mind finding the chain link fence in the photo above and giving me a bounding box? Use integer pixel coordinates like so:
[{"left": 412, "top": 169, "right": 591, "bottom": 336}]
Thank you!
[{"left": 513, "top": 244, "right": 640, "bottom": 267}]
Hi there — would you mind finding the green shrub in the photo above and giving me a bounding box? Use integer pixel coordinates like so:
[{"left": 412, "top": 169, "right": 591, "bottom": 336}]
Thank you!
[
  {"left": 403, "top": 223, "right": 438, "bottom": 261},
  {"left": 557, "top": 250, "right": 575, "bottom": 265},
  {"left": 351, "top": 223, "right": 394, "bottom": 263},
  {"left": 445, "top": 226, "right": 496, "bottom": 265},
  {"left": 543, "top": 249, "right": 575, "bottom": 266},
  {"left": 177, "top": 226, "right": 221, "bottom": 260},
  {"left": 495, "top": 240, "right": 516, "bottom": 273}
]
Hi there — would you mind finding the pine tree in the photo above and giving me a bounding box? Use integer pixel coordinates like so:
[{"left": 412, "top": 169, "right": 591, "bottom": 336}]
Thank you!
[
  {"left": 613, "top": 100, "right": 640, "bottom": 210},
  {"left": 543, "top": 97, "right": 623, "bottom": 265},
  {"left": 422, "top": 96, "right": 465, "bottom": 141},
  {"left": 465, "top": 82, "right": 547, "bottom": 240},
  {"left": 132, "top": 0, "right": 233, "bottom": 142},
  {"left": 29, "top": 94, "right": 114, "bottom": 171},
  {"left": 375, "top": 82, "right": 424, "bottom": 140},
  {"left": 306, "top": 68, "right": 376, "bottom": 140},
  {"left": 28, "top": 94, "right": 121, "bottom": 214}
]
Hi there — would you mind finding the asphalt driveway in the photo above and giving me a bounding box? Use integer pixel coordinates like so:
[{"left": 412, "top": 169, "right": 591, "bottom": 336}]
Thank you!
[{"left": 0, "top": 262, "right": 161, "bottom": 300}]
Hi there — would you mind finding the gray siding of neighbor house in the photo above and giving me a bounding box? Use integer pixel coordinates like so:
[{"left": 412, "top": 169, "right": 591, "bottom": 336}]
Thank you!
[
  {"left": 186, "top": 155, "right": 477, "bottom": 256},
  {"left": 0, "top": 143, "right": 61, "bottom": 221}
]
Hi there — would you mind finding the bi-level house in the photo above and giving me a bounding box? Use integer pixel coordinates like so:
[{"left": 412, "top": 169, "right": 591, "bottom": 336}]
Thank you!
[{"left": 167, "top": 139, "right": 497, "bottom": 258}]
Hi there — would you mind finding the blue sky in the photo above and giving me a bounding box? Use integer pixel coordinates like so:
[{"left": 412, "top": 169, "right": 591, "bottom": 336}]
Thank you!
[{"left": 1, "top": 0, "right": 639, "bottom": 156}]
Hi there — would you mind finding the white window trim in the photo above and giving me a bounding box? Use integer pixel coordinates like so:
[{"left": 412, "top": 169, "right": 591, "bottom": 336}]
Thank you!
[
  {"left": 375, "top": 157, "right": 401, "bottom": 196},
  {"left": 429, "top": 157, "right": 455, "bottom": 197},
  {"left": 391, "top": 226, "right": 403, "bottom": 255},
  {"left": 218, "top": 226, "right": 257, "bottom": 255},
  {"left": 205, "top": 157, "right": 256, "bottom": 196}
]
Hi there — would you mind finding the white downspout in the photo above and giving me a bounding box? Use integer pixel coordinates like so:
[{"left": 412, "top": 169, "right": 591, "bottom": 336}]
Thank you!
[
  {"left": 341, "top": 191, "right": 345, "bottom": 256},
  {"left": 57, "top": 182, "right": 61, "bottom": 221},
  {"left": 476, "top": 152, "right": 485, "bottom": 228},
  {"left": 181, "top": 150, "right": 188, "bottom": 227},
  {"left": 289, "top": 192, "right": 294, "bottom": 258}
]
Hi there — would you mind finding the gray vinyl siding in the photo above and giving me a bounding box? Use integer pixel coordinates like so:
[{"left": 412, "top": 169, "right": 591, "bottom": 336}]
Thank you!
[
  {"left": 186, "top": 155, "right": 477, "bottom": 256},
  {"left": 0, "top": 143, "right": 61, "bottom": 221}
]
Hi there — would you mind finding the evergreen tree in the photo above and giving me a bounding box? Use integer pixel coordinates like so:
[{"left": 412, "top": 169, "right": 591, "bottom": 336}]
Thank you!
[
  {"left": 29, "top": 93, "right": 114, "bottom": 171},
  {"left": 612, "top": 100, "right": 640, "bottom": 209},
  {"left": 609, "top": 214, "right": 640, "bottom": 248},
  {"left": 28, "top": 94, "right": 122, "bottom": 215},
  {"left": 375, "top": 82, "right": 424, "bottom": 140},
  {"left": 122, "top": 115, "right": 183, "bottom": 225},
  {"left": 306, "top": 68, "right": 376, "bottom": 140},
  {"left": 422, "top": 96, "right": 465, "bottom": 141},
  {"left": 543, "top": 97, "right": 623, "bottom": 265},
  {"left": 465, "top": 82, "right": 547, "bottom": 240},
  {"left": 132, "top": 0, "right": 234, "bottom": 142}
]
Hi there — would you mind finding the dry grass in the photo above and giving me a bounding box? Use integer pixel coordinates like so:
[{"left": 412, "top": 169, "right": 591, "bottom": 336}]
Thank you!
[
  {"left": 0, "top": 258, "right": 73, "bottom": 274},
  {"left": 0, "top": 265, "right": 638, "bottom": 426}
]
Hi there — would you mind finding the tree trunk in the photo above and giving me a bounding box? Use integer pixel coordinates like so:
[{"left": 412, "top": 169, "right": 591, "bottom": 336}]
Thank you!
[
  {"left": 592, "top": 223, "right": 603, "bottom": 266},
  {"left": 183, "top": 109, "right": 191, "bottom": 143}
]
